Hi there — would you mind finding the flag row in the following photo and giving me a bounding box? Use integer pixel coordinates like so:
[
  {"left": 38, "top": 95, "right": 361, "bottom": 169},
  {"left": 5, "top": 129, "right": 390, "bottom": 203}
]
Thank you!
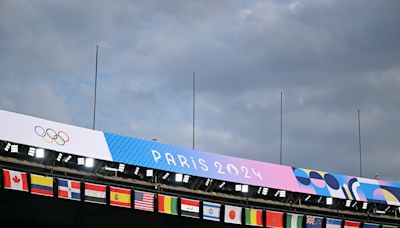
[{"left": 1, "top": 169, "right": 398, "bottom": 228}]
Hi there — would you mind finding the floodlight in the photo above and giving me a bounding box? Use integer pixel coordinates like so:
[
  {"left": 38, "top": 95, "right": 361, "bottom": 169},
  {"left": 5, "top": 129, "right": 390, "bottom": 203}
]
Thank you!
[
  {"left": 35, "top": 148, "right": 45, "bottom": 158},
  {"left": 218, "top": 182, "right": 226, "bottom": 189},
  {"left": 175, "top": 173, "right": 183, "bottom": 182},
  {"left": 351, "top": 201, "right": 357, "bottom": 208},
  {"left": 85, "top": 158, "right": 94, "bottom": 167},
  {"left": 317, "top": 196, "right": 322, "bottom": 203},
  {"left": 262, "top": 187, "right": 269, "bottom": 195},
  {"left": 64, "top": 155, "right": 72, "bottom": 163},
  {"left": 77, "top": 157, "right": 85, "bottom": 165},
  {"left": 134, "top": 167, "right": 140, "bottom": 175},
  {"left": 279, "top": 190, "right": 286, "bottom": 198},
  {"left": 162, "top": 172, "right": 170, "bottom": 180},
  {"left": 10, "top": 145, "right": 18, "bottom": 153},
  {"left": 56, "top": 153, "right": 63, "bottom": 161},
  {"left": 118, "top": 164, "right": 125, "bottom": 172},
  {"left": 385, "top": 205, "right": 390, "bottom": 212},
  {"left": 183, "top": 175, "right": 190, "bottom": 183},
  {"left": 235, "top": 184, "right": 242, "bottom": 192},
  {"left": 4, "top": 142, "right": 11, "bottom": 151},
  {"left": 205, "top": 178, "right": 212, "bottom": 186},
  {"left": 241, "top": 185, "right": 249, "bottom": 193},
  {"left": 105, "top": 166, "right": 118, "bottom": 172},
  {"left": 362, "top": 202, "right": 368, "bottom": 209},
  {"left": 326, "top": 197, "right": 333, "bottom": 205},
  {"left": 146, "top": 169, "right": 153, "bottom": 177},
  {"left": 305, "top": 195, "right": 311, "bottom": 202},
  {"left": 345, "top": 200, "right": 351, "bottom": 207},
  {"left": 28, "top": 147, "right": 36, "bottom": 157}
]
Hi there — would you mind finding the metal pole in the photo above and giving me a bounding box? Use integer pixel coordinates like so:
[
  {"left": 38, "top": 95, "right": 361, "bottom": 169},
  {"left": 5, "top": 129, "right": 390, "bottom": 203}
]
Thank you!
[
  {"left": 280, "top": 91, "right": 283, "bottom": 165},
  {"left": 358, "top": 109, "right": 362, "bottom": 177},
  {"left": 93, "top": 45, "right": 98, "bottom": 130},
  {"left": 193, "top": 72, "right": 195, "bottom": 150}
]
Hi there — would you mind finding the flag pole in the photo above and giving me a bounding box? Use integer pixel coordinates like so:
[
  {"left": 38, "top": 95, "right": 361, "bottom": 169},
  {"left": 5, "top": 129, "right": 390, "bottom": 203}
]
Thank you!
[{"left": 93, "top": 45, "right": 99, "bottom": 130}]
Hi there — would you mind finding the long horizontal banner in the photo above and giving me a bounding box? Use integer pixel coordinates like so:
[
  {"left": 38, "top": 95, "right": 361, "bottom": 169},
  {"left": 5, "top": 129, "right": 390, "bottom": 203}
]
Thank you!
[
  {"left": 4, "top": 169, "right": 398, "bottom": 227},
  {"left": 0, "top": 109, "right": 399, "bottom": 206}
]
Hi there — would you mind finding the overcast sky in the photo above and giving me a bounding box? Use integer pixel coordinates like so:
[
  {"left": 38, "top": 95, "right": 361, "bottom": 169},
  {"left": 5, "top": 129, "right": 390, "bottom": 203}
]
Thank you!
[{"left": 1, "top": 0, "right": 399, "bottom": 182}]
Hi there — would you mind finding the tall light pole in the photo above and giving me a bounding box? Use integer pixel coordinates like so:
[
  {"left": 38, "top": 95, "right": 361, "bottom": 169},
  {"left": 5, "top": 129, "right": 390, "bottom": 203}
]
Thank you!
[
  {"left": 192, "top": 72, "right": 195, "bottom": 150},
  {"left": 93, "top": 45, "right": 99, "bottom": 130},
  {"left": 280, "top": 91, "right": 283, "bottom": 165},
  {"left": 358, "top": 109, "right": 362, "bottom": 177}
]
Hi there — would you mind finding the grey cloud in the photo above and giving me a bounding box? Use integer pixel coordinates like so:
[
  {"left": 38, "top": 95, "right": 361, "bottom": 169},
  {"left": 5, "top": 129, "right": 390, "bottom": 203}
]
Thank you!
[{"left": 1, "top": 0, "right": 399, "bottom": 182}]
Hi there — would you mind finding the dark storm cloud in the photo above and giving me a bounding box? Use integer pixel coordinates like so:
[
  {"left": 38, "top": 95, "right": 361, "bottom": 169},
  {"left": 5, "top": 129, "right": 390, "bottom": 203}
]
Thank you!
[{"left": 1, "top": 0, "right": 399, "bottom": 182}]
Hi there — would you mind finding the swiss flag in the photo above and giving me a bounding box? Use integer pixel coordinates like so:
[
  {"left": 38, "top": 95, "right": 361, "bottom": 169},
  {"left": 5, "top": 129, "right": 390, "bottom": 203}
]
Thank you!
[
  {"left": 3, "top": 169, "right": 28, "bottom": 192},
  {"left": 224, "top": 205, "right": 242, "bottom": 225}
]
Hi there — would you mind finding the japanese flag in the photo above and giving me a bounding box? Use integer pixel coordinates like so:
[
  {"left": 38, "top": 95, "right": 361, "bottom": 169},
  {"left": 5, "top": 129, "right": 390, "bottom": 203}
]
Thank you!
[{"left": 224, "top": 205, "right": 242, "bottom": 225}]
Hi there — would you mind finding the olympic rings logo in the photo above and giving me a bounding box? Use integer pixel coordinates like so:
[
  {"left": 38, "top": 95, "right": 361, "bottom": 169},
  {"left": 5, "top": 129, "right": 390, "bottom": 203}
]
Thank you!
[{"left": 34, "top": 126, "right": 70, "bottom": 146}]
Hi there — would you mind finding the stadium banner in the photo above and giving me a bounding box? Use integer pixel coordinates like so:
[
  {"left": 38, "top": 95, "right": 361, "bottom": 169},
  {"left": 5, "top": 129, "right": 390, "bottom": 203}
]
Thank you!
[{"left": 1, "top": 109, "right": 400, "bottom": 206}]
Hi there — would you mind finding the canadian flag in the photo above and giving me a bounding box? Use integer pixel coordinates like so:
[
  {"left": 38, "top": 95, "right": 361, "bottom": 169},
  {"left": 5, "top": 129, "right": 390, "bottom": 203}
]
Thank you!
[
  {"left": 3, "top": 169, "right": 28, "bottom": 192},
  {"left": 224, "top": 205, "right": 242, "bottom": 225}
]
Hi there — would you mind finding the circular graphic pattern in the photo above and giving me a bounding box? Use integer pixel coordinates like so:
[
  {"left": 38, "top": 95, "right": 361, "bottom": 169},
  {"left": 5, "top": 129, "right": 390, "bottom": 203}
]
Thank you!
[
  {"left": 324, "top": 173, "right": 340, "bottom": 190},
  {"left": 294, "top": 168, "right": 311, "bottom": 186},
  {"left": 309, "top": 171, "right": 326, "bottom": 189}
]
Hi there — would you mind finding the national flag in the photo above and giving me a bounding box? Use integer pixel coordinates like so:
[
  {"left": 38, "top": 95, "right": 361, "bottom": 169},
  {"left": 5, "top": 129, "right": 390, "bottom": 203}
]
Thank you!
[
  {"left": 110, "top": 186, "right": 131, "bottom": 208},
  {"left": 134, "top": 190, "right": 154, "bottom": 212},
  {"left": 158, "top": 194, "right": 178, "bottom": 215},
  {"left": 180, "top": 198, "right": 200, "bottom": 219},
  {"left": 344, "top": 220, "right": 361, "bottom": 228},
  {"left": 266, "top": 210, "right": 284, "bottom": 228},
  {"left": 58, "top": 178, "right": 81, "bottom": 201},
  {"left": 203, "top": 201, "right": 221, "bottom": 222},
  {"left": 245, "top": 208, "right": 263, "bottom": 226},
  {"left": 363, "top": 223, "right": 380, "bottom": 228},
  {"left": 2, "top": 169, "right": 28, "bottom": 192},
  {"left": 306, "top": 215, "right": 323, "bottom": 228},
  {"left": 286, "top": 213, "right": 304, "bottom": 228},
  {"left": 224, "top": 205, "right": 242, "bottom": 225},
  {"left": 84, "top": 182, "right": 106, "bottom": 204},
  {"left": 326, "top": 218, "right": 342, "bottom": 228},
  {"left": 382, "top": 225, "right": 397, "bottom": 228},
  {"left": 30, "top": 174, "right": 53, "bottom": 197}
]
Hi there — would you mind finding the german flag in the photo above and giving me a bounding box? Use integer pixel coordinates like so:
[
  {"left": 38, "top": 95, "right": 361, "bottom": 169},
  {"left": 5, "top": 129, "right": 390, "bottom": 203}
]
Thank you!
[{"left": 110, "top": 186, "right": 131, "bottom": 208}]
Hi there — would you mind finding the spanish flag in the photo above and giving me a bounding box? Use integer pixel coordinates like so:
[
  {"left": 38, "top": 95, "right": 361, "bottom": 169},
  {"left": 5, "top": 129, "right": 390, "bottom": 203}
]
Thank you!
[
  {"left": 158, "top": 194, "right": 178, "bottom": 215},
  {"left": 30, "top": 174, "right": 53, "bottom": 197},
  {"left": 110, "top": 186, "right": 131, "bottom": 208},
  {"left": 245, "top": 208, "right": 263, "bottom": 226}
]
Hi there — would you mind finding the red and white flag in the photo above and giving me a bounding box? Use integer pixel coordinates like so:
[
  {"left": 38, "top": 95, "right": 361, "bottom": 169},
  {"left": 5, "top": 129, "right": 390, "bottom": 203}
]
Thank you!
[
  {"left": 344, "top": 220, "right": 361, "bottom": 228},
  {"left": 224, "top": 205, "right": 242, "bottom": 225},
  {"left": 3, "top": 169, "right": 28, "bottom": 192}
]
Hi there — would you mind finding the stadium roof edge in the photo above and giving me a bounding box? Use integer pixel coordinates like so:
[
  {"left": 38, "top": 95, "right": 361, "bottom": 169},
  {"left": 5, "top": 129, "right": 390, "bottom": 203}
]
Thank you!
[{"left": 0, "top": 109, "right": 399, "bottom": 207}]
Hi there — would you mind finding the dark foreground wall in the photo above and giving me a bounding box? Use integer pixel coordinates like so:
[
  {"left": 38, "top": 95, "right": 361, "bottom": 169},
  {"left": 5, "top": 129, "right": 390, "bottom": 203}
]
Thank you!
[{"left": 0, "top": 188, "right": 235, "bottom": 228}]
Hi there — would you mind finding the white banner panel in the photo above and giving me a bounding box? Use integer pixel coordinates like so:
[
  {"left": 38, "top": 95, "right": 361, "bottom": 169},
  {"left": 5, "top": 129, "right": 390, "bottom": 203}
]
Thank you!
[{"left": 0, "top": 110, "right": 112, "bottom": 161}]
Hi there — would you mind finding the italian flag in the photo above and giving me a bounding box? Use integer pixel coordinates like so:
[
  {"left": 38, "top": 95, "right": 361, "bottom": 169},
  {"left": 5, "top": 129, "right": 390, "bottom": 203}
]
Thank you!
[
  {"left": 158, "top": 194, "right": 178, "bottom": 215},
  {"left": 286, "top": 213, "right": 303, "bottom": 228}
]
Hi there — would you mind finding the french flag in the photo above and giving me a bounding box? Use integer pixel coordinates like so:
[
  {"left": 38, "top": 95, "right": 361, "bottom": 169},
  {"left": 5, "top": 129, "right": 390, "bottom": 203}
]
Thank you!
[{"left": 58, "top": 178, "right": 81, "bottom": 201}]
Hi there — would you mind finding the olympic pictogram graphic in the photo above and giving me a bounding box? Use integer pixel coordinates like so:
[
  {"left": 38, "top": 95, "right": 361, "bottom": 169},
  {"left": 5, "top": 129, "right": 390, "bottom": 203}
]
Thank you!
[{"left": 34, "top": 126, "right": 70, "bottom": 146}]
